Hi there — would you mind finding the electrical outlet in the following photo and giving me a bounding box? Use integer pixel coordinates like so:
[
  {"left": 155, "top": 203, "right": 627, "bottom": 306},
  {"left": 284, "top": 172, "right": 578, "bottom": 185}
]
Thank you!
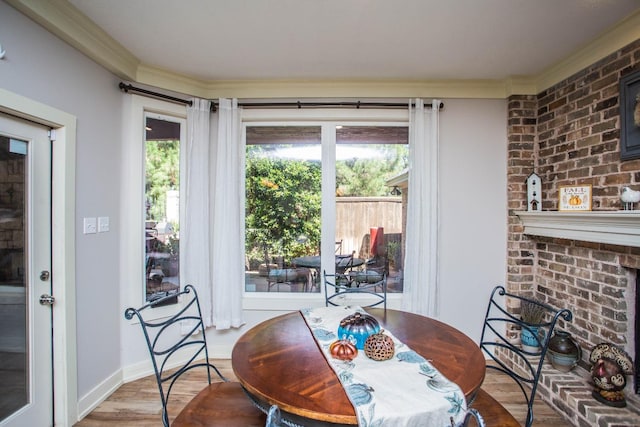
[
  {"left": 98, "top": 216, "right": 110, "bottom": 232},
  {"left": 83, "top": 217, "right": 97, "bottom": 234}
]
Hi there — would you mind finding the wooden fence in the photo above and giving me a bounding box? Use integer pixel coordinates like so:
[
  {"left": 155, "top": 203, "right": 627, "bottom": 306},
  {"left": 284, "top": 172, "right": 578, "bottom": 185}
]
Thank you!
[{"left": 336, "top": 196, "right": 403, "bottom": 269}]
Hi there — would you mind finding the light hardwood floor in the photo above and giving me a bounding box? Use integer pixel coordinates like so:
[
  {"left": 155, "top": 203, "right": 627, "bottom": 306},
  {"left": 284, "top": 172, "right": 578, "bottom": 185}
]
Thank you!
[{"left": 74, "top": 360, "right": 572, "bottom": 426}]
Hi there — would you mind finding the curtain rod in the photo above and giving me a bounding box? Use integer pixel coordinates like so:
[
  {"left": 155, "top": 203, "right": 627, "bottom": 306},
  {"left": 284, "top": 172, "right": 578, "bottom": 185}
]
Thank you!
[{"left": 118, "top": 82, "right": 444, "bottom": 111}]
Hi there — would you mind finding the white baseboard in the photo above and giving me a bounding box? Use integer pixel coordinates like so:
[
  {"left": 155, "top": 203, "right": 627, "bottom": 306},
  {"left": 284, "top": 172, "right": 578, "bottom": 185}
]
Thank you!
[
  {"left": 76, "top": 369, "right": 123, "bottom": 421},
  {"left": 121, "top": 343, "right": 234, "bottom": 383},
  {"left": 76, "top": 343, "right": 234, "bottom": 422}
]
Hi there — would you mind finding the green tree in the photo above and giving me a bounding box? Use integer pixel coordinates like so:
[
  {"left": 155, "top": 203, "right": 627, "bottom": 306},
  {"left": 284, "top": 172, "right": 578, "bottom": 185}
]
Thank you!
[
  {"left": 246, "top": 147, "right": 321, "bottom": 262},
  {"left": 336, "top": 144, "right": 408, "bottom": 196},
  {"left": 145, "top": 140, "right": 179, "bottom": 222}
]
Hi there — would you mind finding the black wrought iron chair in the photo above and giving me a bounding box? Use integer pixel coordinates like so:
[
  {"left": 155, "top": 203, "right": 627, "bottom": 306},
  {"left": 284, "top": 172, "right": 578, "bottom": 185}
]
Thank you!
[
  {"left": 323, "top": 270, "right": 387, "bottom": 309},
  {"left": 124, "top": 285, "right": 266, "bottom": 427},
  {"left": 478, "top": 285, "right": 572, "bottom": 427},
  {"left": 462, "top": 408, "right": 485, "bottom": 427},
  {"left": 265, "top": 405, "right": 281, "bottom": 427}
]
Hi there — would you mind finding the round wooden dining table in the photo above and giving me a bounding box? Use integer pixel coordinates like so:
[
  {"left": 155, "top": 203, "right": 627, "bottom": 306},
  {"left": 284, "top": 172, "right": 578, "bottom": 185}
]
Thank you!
[{"left": 232, "top": 308, "right": 485, "bottom": 426}]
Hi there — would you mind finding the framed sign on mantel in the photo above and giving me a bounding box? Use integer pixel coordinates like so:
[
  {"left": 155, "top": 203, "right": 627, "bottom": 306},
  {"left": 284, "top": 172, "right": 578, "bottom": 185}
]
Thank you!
[{"left": 559, "top": 185, "right": 592, "bottom": 211}]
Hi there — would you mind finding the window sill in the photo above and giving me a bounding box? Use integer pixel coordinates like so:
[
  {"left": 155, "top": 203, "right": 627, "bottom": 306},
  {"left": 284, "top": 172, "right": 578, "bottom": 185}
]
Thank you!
[{"left": 514, "top": 210, "right": 640, "bottom": 248}]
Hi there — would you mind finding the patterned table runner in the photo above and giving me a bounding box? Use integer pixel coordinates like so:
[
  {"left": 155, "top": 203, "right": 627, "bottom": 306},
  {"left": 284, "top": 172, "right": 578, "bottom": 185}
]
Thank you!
[{"left": 301, "top": 306, "right": 467, "bottom": 427}]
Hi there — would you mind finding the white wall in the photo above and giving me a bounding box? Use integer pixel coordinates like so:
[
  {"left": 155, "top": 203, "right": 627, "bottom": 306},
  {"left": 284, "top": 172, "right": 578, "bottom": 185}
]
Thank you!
[
  {"left": 0, "top": 0, "right": 123, "bottom": 404},
  {"left": 439, "top": 99, "right": 507, "bottom": 341}
]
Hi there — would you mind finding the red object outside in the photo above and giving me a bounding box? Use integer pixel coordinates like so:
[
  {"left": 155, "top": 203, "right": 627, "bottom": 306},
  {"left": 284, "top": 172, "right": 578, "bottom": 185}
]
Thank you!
[{"left": 370, "top": 227, "right": 384, "bottom": 256}]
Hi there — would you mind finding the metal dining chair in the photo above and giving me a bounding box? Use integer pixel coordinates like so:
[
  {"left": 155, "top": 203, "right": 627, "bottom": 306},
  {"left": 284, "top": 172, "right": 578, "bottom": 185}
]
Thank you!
[
  {"left": 124, "top": 285, "right": 266, "bottom": 426},
  {"left": 323, "top": 269, "right": 387, "bottom": 309},
  {"left": 478, "top": 285, "right": 572, "bottom": 427},
  {"left": 265, "top": 405, "right": 281, "bottom": 427},
  {"left": 461, "top": 408, "right": 486, "bottom": 427}
]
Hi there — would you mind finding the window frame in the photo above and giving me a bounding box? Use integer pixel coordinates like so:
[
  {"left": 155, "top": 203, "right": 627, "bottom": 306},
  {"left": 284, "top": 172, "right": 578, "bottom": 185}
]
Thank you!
[
  {"left": 241, "top": 108, "right": 409, "bottom": 311},
  {"left": 122, "top": 95, "right": 187, "bottom": 321}
]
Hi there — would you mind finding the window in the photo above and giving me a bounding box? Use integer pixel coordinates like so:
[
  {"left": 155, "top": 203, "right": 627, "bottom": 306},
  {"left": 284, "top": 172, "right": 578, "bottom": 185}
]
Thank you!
[
  {"left": 122, "top": 95, "right": 187, "bottom": 311},
  {"left": 144, "top": 115, "right": 182, "bottom": 302},
  {"left": 335, "top": 126, "right": 408, "bottom": 293},
  {"left": 245, "top": 126, "right": 322, "bottom": 292},
  {"left": 244, "top": 119, "right": 408, "bottom": 294}
]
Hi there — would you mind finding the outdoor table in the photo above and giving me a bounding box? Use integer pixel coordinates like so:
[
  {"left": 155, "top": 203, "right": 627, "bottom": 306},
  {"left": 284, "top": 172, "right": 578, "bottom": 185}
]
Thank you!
[
  {"left": 293, "top": 254, "right": 365, "bottom": 274},
  {"left": 232, "top": 308, "right": 485, "bottom": 426}
]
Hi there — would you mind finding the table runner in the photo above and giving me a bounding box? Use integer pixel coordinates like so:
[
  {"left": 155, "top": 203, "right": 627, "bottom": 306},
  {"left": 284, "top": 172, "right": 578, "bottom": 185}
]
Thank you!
[{"left": 301, "top": 306, "right": 468, "bottom": 427}]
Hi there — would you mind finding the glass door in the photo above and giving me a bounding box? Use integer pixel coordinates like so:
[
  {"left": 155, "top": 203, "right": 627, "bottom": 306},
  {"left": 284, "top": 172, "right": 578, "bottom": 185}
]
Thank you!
[{"left": 0, "top": 113, "right": 53, "bottom": 426}]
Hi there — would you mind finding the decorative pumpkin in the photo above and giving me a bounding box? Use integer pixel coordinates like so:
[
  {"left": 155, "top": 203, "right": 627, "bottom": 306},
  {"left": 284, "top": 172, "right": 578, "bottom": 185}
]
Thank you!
[
  {"left": 364, "top": 331, "right": 395, "bottom": 361},
  {"left": 337, "top": 312, "right": 381, "bottom": 349},
  {"left": 329, "top": 339, "right": 358, "bottom": 361}
]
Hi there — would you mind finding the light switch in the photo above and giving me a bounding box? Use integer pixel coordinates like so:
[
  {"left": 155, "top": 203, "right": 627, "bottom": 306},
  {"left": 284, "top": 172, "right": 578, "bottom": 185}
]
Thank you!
[
  {"left": 98, "top": 216, "right": 110, "bottom": 233},
  {"left": 83, "top": 217, "right": 97, "bottom": 234}
]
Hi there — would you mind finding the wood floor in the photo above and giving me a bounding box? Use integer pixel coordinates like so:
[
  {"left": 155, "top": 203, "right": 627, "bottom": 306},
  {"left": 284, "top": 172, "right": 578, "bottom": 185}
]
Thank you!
[{"left": 74, "top": 360, "right": 572, "bottom": 426}]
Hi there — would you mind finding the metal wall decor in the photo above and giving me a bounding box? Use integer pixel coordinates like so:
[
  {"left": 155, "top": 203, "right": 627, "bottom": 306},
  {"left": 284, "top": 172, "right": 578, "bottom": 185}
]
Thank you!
[{"left": 619, "top": 70, "right": 640, "bottom": 160}]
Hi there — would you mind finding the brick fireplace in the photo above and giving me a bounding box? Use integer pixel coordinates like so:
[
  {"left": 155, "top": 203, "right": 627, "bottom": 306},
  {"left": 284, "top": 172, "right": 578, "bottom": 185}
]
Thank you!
[{"left": 506, "top": 38, "right": 640, "bottom": 426}]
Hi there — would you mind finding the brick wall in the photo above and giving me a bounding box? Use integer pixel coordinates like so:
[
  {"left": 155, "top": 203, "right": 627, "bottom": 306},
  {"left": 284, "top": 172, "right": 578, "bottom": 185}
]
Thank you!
[
  {"left": 506, "top": 39, "right": 640, "bottom": 426},
  {"left": 0, "top": 156, "right": 25, "bottom": 282}
]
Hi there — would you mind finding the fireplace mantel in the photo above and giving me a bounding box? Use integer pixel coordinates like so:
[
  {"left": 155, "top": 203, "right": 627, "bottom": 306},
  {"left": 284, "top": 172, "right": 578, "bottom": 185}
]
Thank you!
[{"left": 515, "top": 211, "right": 640, "bottom": 248}]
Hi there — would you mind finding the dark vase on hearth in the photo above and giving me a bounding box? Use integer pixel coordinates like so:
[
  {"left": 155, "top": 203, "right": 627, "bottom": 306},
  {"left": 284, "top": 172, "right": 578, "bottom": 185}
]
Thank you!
[{"left": 547, "top": 330, "right": 581, "bottom": 372}]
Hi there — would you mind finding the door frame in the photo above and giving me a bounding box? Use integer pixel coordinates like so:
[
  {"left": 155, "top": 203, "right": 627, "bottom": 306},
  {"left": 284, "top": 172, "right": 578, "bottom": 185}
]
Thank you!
[{"left": 0, "top": 88, "right": 77, "bottom": 426}]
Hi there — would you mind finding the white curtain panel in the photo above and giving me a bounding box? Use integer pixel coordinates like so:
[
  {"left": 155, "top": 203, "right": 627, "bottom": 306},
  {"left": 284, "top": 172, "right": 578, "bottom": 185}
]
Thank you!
[
  {"left": 183, "top": 98, "right": 214, "bottom": 327},
  {"left": 210, "top": 98, "right": 244, "bottom": 329},
  {"left": 401, "top": 99, "right": 441, "bottom": 317}
]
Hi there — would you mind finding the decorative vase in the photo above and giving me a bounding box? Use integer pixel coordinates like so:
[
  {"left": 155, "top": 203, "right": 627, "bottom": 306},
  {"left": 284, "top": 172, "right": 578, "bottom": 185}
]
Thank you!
[
  {"left": 520, "top": 326, "right": 543, "bottom": 353},
  {"left": 337, "top": 312, "right": 380, "bottom": 349},
  {"left": 547, "top": 331, "right": 581, "bottom": 372}
]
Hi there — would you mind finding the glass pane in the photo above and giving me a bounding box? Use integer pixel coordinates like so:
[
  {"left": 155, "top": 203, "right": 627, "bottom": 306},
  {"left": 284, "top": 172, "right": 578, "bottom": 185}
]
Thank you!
[
  {"left": 144, "top": 117, "right": 180, "bottom": 302},
  {"left": 245, "top": 126, "right": 321, "bottom": 292},
  {"left": 0, "top": 135, "right": 27, "bottom": 420},
  {"left": 335, "top": 126, "right": 408, "bottom": 292}
]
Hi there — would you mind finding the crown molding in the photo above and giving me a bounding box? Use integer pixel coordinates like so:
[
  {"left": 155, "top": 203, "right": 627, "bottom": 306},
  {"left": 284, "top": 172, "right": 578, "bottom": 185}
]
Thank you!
[
  {"left": 6, "top": 0, "right": 139, "bottom": 80},
  {"left": 137, "top": 64, "right": 511, "bottom": 99},
  {"left": 7, "top": 0, "right": 639, "bottom": 99}
]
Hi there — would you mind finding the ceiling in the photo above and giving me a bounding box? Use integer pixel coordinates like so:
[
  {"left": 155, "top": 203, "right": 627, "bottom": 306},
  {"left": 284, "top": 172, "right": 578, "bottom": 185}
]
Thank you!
[
  {"left": 8, "top": 0, "right": 640, "bottom": 98},
  {"left": 66, "top": 0, "right": 639, "bottom": 82}
]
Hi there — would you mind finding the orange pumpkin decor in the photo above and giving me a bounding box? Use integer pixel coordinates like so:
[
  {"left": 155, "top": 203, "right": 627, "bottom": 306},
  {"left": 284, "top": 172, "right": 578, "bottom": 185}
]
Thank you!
[
  {"left": 329, "top": 339, "right": 358, "bottom": 361},
  {"left": 364, "top": 331, "right": 395, "bottom": 361},
  {"left": 569, "top": 195, "right": 582, "bottom": 206}
]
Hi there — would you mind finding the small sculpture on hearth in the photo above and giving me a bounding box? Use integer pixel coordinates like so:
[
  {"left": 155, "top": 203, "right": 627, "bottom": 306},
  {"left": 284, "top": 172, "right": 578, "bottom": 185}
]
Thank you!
[
  {"left": 620, "top": 186, "right": 640, "bottom": 210},
  {"left": 589, "top": 342, "right": 633, "bottom": 407}
]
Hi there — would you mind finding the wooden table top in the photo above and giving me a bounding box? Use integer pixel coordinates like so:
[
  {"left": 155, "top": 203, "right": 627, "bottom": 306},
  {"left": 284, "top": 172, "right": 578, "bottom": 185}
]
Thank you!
[{"left": 232, "top": 308, "right": 485, "bottom": 425}]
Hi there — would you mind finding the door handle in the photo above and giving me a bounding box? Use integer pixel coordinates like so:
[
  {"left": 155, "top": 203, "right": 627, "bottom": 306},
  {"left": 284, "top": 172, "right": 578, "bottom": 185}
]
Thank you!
[{"left": 39, "top": 294, "right": 55, "bottom": 306}]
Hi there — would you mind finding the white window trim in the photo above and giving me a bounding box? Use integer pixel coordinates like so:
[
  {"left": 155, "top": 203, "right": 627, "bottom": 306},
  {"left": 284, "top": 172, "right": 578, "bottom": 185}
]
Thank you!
[{"left": 241, "top": 108, "right": 409, "bottom": 311}]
